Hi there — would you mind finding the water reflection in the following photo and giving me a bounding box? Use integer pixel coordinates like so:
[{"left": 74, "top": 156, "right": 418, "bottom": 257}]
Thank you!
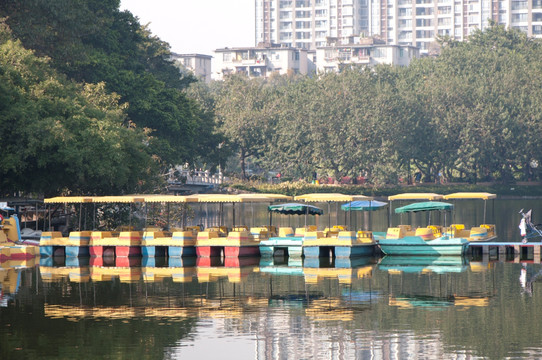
[{"left": 3, "top": 254, "right": 542, "bottom": 359}]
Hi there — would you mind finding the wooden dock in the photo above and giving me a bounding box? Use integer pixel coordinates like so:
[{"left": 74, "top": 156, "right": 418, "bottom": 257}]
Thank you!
[{"left": 468, "top": 242, "right": 542, "bottom": 262}]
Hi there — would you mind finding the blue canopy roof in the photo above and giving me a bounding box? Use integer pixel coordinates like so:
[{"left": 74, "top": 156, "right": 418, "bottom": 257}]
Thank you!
[{"left": 341, "top": 200, "right": 387, "bottom": 211}]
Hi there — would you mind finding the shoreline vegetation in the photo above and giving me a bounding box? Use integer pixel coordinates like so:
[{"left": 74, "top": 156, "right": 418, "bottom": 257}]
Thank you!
[{"left": 227, "top": 180, "right": 542, "bottom": 199}]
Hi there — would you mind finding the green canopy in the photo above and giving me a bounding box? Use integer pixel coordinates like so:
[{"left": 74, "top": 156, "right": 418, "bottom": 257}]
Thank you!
[
  {"left": 268, "top": 203, "right": 324, "bottom": 216},
  {"left": 394, "top": 201, "right": 453, "bottom": 214}
]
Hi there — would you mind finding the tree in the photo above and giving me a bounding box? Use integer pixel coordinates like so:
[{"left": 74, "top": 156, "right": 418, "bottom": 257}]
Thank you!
[
  {"left": 0, "top": 21, "right": 156, "bottom": 195},
  {"left": 0, "top": 0, "right": 217, "bottom": 171},
  {"left": 214, "top": 74, "right": 279, "bottom": 179}
]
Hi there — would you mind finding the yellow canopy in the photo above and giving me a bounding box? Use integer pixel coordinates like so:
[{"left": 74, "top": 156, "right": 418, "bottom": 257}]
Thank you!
[
  {"left": 244, "top": 193, "right": 293, "bottom": 201},
  {"left": 141, "top": 195, "right": 198, "bottom": 203},
  {"left": 388, "top": 193, "right": 443, "bottom": 201},
  {"left": 443, "top": 192, "right": 497, "bottom": 200},
  {"left": 44, "top": 193, "right": 291, "bottom": 204},
  {"left": 90, "top": 195, "right": 145, "bottom": 203},
  {"left": 44, "top": 196, "right": 93, "bottom": 204},
  {"left": 295, "top": 193, "right": 374, "bottom": 202},
  {"left": 186, "top": 193, "right": 292, "bottom": 203}
]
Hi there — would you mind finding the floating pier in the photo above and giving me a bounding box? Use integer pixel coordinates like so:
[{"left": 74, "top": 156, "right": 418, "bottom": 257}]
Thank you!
[
  {"left": 468, "top": 242, "right": 542, "bottom": 262},
  {"left": 39, "top": 231, "right": 91, "bottom": 257},
  {"left": 141, "top": 229, "right": 197, "bottom": 257}
]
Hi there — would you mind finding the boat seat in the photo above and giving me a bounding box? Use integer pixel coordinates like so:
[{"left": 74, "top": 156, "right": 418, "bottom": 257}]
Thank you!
[
  {"left": 470, "top": 227, "right": 488, "bottom": 239},
  {"left": 250, "top": 227, "right": 268, "bottom": 237},
  {"left": 116, "top": 226, "right": 135, "bottom": 231},
  {"left": 207, "top": 226, "right": 228, "bottom": 236},
  {"left": 295, "top": 226, "right": 317, "bottom": 237},
  {"left": 386, "top": 227, "right": 407, "bottom": 239},
  {"left": 279, "top": 227, "right": 294, "bottom": 237},
  {"left": 324, "top": 227, "right": 340, "bottom": 237},
  {"left": 185, "top": 225, "right": 202, "bottom": 232},
  {"left": 450, "top": 224, "right": 465, "bottom": 230},
  {"left": 357, "top": 231, "right": 374, "bottom": 243},
  {"left": 264, "top": 225, "right": 277, "bottom": 236},
  {"left": 144, "top": 227, "right": 162, "bottom": 232},
  {"left": 415, "top": 227, "right": 435, "bottom": 240},
  {"left": 232, "top": 225, "right": 248, "bottom": 232},
  {"left": 427, "top": 225, "right": 442, "bottom": 237},
  {"left": 481, "top": 224, "right": 495, "bottom": 236}
]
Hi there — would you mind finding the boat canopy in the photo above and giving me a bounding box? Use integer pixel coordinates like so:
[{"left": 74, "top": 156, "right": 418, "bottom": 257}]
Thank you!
[
  {"left": 44, "top": 196, "right": 93, "bottom": 203},
  {"left": 44, "top": 193, "right": 292, "bottom": 204},
  {"left": 443, "top": 192, "right": 497, "bottom": 200},
  {"left": 341, "top": 200, "right": 387, "bottom": 211},
  {"left": 140, "top": 195, "right": 198, "bottom": 203},
  {"left": 186, "top": 193, "right": 290, "bottom": 203},
  {"left": 87, "top": 195, "right": 146, "bottom": 203},
  {"left": 394, "top": 201, "right": 453, "bottom": 213},
  {"left": 388, "top": 193, "right": 444, "bottom": 201},
  {"left": 268, "top": 203, "right": 324, "bottom": 216},
  {"left": 295, "top": 193, "right": 373, "bottom": 202}
]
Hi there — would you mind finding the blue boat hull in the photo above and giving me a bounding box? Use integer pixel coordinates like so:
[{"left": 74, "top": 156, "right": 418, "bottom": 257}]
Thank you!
[
  {"left": 303, "top": 245, "right": 375, "bottom": 258},
  {"left": 259, "top": 236, "right": 304, "bottom": 257}
]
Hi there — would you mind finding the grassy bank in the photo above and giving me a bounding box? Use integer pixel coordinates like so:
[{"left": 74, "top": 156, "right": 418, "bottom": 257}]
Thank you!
[{"left": 227, "top": 181, "right": 542, "bottom": 198}]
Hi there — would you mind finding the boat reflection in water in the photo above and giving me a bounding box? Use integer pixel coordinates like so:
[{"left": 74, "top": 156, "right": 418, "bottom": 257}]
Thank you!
[
  {"left": 378, "top": 255, "right": 492, "bottom": 310},
  {"left": 378, "top": 255, "right": 469, "bottom": 274},
  {"left": 5, "top": 249, "right": 542, "bottom": 360}
]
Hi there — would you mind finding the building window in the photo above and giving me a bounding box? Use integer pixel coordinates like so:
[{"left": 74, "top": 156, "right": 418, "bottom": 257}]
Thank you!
[
  {"left": 373, "top": 48, "right": 387, "bottom": 57},
  {"left": 399, "top": 19, "right": 412, "bottom": 27},
  {"left": 416, "top": 18, "right": 433, "bottom": 26},
  {"left": 223, "top": 53, "right": 232, "bottom": 62},
  {"left": 511, "top": 0, "right": 528, "bottom": 10},
  {"left": 416, "top": 7, "right": 434, "bottom": 15},
  {"left": 416, "top": 30, "right": 435, "bottom": 38},
  {"left": 512, "top": 13, "right": 528, "bottom": 22}
]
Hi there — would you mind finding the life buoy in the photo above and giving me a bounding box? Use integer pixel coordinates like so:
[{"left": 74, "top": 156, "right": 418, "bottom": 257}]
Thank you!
[{"left": 0, "top": 214, "right": 4, "bottom": 223}]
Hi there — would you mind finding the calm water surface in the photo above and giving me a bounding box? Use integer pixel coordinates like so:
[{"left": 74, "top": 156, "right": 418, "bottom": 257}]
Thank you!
[{"left": 2, "top": 199, "right": 542, "bottom": 359}]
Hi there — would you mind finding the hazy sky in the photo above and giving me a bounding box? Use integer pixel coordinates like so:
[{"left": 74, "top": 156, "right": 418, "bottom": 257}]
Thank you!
[{"left": 120, "top": 0, "right": 255, "bottom": 55}]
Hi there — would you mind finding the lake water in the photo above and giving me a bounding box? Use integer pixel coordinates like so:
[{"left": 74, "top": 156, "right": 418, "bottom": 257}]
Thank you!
[{"left": 2, "top": 198, "right": 542, "bottom": 359}]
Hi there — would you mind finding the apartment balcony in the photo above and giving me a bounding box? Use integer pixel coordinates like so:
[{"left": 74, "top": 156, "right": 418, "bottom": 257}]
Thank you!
[
  {"left": 230, "top": 58, "right": 271, "bottom": 66},
  {"left": 323, "top": 56, "right": 371, "bottom": 64}
]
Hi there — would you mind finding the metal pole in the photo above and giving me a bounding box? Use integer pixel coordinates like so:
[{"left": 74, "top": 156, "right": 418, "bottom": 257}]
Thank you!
[{"left": 78, "top": 203, "right": 82, "bottom": 231}]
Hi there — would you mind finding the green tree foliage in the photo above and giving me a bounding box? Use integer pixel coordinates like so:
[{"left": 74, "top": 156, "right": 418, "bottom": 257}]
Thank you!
[
  {"left": 214, "top": 74, "right": 280, "bottom": 179},
  {"left": 0, "top": 0, "right": 218, "bottom": 169},
  {"left": 0, "top": 21, "right": 156, "bottom": 195},
  {"left": 215, "top": 24, "right": 542, "bottom": 186}
]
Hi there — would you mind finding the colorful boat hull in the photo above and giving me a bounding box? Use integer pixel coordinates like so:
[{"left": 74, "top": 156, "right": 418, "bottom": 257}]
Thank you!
[{"left": 259, "top": 236, "right": 304, "bottom": 257}]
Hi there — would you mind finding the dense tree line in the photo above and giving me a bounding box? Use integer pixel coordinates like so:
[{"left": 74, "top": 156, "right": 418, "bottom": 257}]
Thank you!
[
  {"left": 0, "top": 0, "right": 540, "bottom": 198},
  {"left": 209, "top": 24, "right": 542, "bottom": 185},
  {"left": 0, "top": 0, "right": 222, "bottom": 195}
]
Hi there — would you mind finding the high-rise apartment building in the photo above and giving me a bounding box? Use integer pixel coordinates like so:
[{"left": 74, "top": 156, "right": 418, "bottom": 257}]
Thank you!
[
  {"left": 255, "top": 0, "right": 370, "bottom": 50},
  {"left": 369, "top": 0, "right": 542, "bottom": 54},
  {"left": 256, "top": 0, "right": 542, "bottom": 55}
]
